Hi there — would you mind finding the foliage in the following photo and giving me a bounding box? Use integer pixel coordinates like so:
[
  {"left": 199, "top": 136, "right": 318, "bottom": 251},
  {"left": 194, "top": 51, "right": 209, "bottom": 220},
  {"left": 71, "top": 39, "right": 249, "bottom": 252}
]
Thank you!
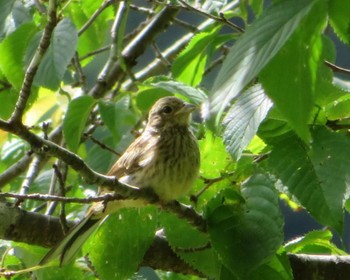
[{"left": 0, "top": 0, "right": 349, "bottom": 279}]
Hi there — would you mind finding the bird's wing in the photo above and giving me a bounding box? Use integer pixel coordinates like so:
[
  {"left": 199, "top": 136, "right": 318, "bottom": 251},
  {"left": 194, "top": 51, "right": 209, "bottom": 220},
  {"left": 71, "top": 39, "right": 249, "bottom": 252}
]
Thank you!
[{"left": 107, "top": 132, "right": 158, "bottom": 178}]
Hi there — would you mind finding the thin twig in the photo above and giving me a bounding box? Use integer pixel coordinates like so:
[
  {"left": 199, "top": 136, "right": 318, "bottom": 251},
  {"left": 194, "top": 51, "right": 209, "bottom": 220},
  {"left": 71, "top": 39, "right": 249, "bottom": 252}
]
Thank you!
[
  {"left": 53, "top": 164, "right": 69, "bottom": 234},
  {"left": 0, "top": 126, "right": 62, "bottom": 189},
  {"left": 89, "top": 5, "right": 179, "bottom": 98},
  {"left": 122, "top": 0, "right": 240, "bottom": 90},
  {"left": 72, "top": 52, "right": 87, "bottom": 90},
  {"left": 16, "top": 155, "right": 44, "bottom": 206},
  {"left": 78, "top": 0, "right": 114, "bottom": 36},
  {"left": 0, "top": 192, "right": 121, "bottom": 203},
  {"left": 174, "top": 242, "right": 211, "bottom": 253},
  {"left": 80, "top": 45, "right": 111, "bottom": 61},
  {"left": 324, "top": 60, "right": 350, "bottom": 75},
  {"left": 130, "top": 4, "right": 154, "bottom": 15},
  {"left": 190, "top": 172, "right": 235, "bottom": 203},
  {"left": 9, "top": 0, "right": 57, "bottom": 124},
  {"left": 178, "top": 0, "right": 244, "bottom": 33},
  {"left": 86, "top": 134, "right": 121, "bottom": 156},
  {"left": 151, "top": 41, "right": 171, "bottom": 68}
]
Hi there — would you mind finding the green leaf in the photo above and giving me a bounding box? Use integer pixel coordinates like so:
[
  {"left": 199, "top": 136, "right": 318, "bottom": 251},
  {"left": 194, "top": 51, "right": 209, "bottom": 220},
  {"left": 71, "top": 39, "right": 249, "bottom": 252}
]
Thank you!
[
  {"left": 34, "top": 18, "right": 78, "bottom": 90},
  {"left": 199, "top": 131, "right": 232, "bottom": 178},
  {"left": 326, "top": 95, "right": 350, "bottom": 120},
  {"left": 206, "top": 174, "right": 283, "bottom": 278},
  {"left": 211, "top": 0, "right": 316, "bottom": 119},
  {"left": 0, "top": 0, "right": 15, "bottom": 33},
  {"left": 145, "top": 76, "right": 208, "bottom": 105},
  {"left": 268, "top": 127, "right": 350, "bottom": 232},
  {"left": 136, "top": 87, "right": 171, "bottom": 111},
  {"left": 0, "top": 23, "right": 37, "bottom": 90},
  {"left": 260, "top": 1, "right": 327, "bottom": 141},
  {"left": 172, "top": 26, "right": 220, "bottom": 86},
  {"left": 87, "top": 207, "right": 157, "bottom": 280},
  {"left": 284, "top": 230, "right": 346, "bottom": 255},
  {"left": 67, "top": 0, "right": 112, "bottom": 60},
  {"left": 223, "top": 84, "right": 272, "bottom": 160},
  {"left": 160, "top": 212, "right": 221, "bottom": 278},
  {"left": 0, "top": 88, "right": 18, "bottom": 119},
  {"left": 98, "top": 97, "right": 136, "bottom": 145},
  {"left": 249, "top": 250, "right": 293, "bottom": 280},
  {"left": 63, "top": 96, "right": 95, "bottom": 152},
  {"left": 329, "top": 0, "right": 350, "bottom": 44}
]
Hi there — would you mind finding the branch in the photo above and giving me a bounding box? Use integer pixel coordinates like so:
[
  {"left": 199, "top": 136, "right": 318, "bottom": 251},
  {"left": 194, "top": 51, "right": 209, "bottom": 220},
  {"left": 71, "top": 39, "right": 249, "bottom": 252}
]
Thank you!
[
  {"left": 78, "top": 0, "right": 114, "bottom": 36},
  {"left": 0, "top": 120, "right": 206, "bottom": 232},
  {"left": 9, "top": 0, "right": 57, "bottom": 124},
  {"left": 122, "top": 0, "right": 240, "bottom": 90},
  {"left": 289, "top": 253, "right": 350, "bottom": 280},
  {"left": 0, "top": 125, "right": 62, "bottom": 189},
  {"left": 324, "top": 60, "right": 350, "bottom": 75},
  {"left": 89, "top": 5, "right": 179, "bottom": 98},
  {"left": 0, "top": 202, "right": 349, "bottom": 278}
]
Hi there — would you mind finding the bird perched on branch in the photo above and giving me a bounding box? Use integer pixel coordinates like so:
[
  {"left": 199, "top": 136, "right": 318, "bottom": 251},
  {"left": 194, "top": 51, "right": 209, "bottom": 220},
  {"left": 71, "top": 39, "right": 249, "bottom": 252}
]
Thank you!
[{"left": 40, "top": 96, "right": 200, "bottom": 266}]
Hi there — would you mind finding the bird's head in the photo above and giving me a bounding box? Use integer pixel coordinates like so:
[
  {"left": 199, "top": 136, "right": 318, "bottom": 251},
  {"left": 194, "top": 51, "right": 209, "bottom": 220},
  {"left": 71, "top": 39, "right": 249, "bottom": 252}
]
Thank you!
[{"left": 147, "top": 96, "right": 196, "bottom": 130}]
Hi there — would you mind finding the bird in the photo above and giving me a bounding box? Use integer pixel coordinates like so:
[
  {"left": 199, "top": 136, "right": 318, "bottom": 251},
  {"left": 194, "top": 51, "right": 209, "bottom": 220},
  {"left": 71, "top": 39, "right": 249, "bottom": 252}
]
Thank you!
[{"left": 39, "top": 96, "right": 200, "bottom": 266}]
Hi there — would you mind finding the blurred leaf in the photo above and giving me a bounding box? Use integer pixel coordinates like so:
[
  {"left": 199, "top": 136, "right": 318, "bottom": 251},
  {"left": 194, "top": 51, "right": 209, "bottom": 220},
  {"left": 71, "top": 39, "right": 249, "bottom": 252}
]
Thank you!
[
  {"left": 136, "top": 87, "right": 171, "bottom": 111},
  {"left": 0, "top": 0, "right": 15, "bottom": 34},
  {"left": 63, "top": 96, "right": 95, "bottom": 152},
  {"left": 98, "top": 97, "right": 136, "bottom": 145},
  {"left": 160, "top": 211, "right": 221, "bottom": 278},
  {"left": 0, "top": 23, "right": 37, "bottom": 90},
  {"left": 211, "top": 0, "right": 316, "bottom": 119},
  {"left": 284, "top": 230, "right": 346, "bottom": 255},
  {"left": 172, "top": 26, "right": 220, "bottom": 86},
  {"left": 325, "top": 95, "right": 350, "bottom": 120},
  {"left": 67, "top": 0, "right": 112, "bottom": 59},
  {"left": 145, "top": 76, "right": 207, "bottom": 105},
  {"left": 329, "top": 0, "right": 350, "bottom": 44},
  {"left": 223, "top": 84, "right": 272, "bottom": 160},
  {"left": 260, "top": 1, "right": 327, "bottom": 141},
  {"left": 34, "top": 18, "right": 78, "bottom": 90},
  {"left": 268, "top": 127, "right": 350, "bottom": 232},
  {"left": 207, "top": 174, "right": 283, "bottom": 278},
  {"left": 0, "top": 88, "right": 18, "bottom": 119},
  {"left": 87, "top": 207, "right": 157, "bottom": 280}
]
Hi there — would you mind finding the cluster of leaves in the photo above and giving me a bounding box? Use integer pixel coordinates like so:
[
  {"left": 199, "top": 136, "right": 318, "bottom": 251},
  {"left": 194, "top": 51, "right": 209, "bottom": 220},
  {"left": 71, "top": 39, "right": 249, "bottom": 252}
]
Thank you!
[{"left": 0, "top": 0, "right": 350, "bottom": 279}]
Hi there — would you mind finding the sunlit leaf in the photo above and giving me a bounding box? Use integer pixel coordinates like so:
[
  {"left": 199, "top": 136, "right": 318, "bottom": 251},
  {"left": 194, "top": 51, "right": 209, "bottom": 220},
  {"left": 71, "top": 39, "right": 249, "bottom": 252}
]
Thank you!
[
  {"left": 172, "top": 26, "right": 220, "bottom": 86},
  {"left": 63, "top": 96, "right": 95, "bottom": 152},
  {"left": 211, "top": 0, "right": 316, "bottom": 119},
  {"left": 223, "top": 84, "right": 272, "bottom": 160},
  {"left": 260, "top": 1, "right": 327, "bottom": 141},
  {"left": 284, "top": 230, "right": 346, "bottom": 255},
  {"left": 87, "top": 207, "right": 157, "bottom": 280},
  {"left": 34, "top": 19, "right": 78, "bottom": 90},
  {"left": 0, "top": 23, "right": 37, "bottom": 90}
]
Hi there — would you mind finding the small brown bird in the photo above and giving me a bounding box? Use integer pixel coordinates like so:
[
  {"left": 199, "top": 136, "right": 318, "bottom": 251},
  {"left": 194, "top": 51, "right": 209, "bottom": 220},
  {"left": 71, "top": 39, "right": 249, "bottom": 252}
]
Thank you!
[{"left": 40, "top": 96, "right": 200, "bottom": 266}]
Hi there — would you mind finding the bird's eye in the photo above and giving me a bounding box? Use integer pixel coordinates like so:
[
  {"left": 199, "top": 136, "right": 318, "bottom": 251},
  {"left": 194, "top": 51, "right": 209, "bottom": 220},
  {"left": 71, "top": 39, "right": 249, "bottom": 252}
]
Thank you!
[{"left": 162, "top": 106, "right": 173, "bottom": 114}]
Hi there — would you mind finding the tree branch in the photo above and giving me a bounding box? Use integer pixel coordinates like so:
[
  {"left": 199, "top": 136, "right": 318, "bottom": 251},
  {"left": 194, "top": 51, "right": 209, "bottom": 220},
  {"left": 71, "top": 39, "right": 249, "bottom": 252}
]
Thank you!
[
  {"left": 0, "top": 202, "right": 349, "bottom": 278},
  {"left": 9, "top": 0, "right": 57, "bottom": 124},
  {"left": 89, "top": 5, "right": 179, "bottom": 98}
]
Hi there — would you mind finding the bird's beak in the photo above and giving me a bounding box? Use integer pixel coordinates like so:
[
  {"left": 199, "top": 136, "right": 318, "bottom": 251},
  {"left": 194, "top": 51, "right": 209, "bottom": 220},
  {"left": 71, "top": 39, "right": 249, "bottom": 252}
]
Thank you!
[{"left": 176, "top": 103, "right": 197, "bottom": 115}]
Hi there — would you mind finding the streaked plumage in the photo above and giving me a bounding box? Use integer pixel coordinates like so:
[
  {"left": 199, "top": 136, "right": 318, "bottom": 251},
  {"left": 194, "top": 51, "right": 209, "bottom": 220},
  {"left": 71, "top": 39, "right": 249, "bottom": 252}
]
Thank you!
[{"left": 40, "top": 96, "right": 200, "bottom": 266}]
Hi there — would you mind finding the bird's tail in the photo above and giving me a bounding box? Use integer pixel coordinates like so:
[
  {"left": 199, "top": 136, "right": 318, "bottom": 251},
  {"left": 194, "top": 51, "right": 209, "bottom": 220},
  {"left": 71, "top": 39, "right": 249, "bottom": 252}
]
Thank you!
[{"left": 39, "top": 213, "right": 104, "bottom": 266}]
